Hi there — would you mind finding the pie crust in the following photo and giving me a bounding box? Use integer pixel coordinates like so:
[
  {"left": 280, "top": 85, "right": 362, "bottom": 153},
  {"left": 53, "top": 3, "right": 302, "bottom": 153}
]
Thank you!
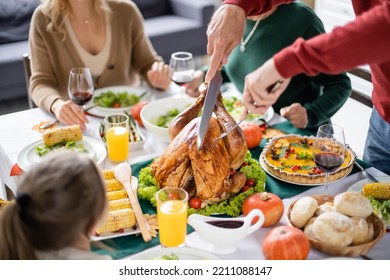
[{"left": 260, "top": 135, "right": 356, "bottom": 185}]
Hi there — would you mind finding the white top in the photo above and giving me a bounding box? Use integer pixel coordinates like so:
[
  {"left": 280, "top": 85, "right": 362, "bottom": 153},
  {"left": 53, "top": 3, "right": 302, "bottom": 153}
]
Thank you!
[{"left": 64, "top": 16, "right": 112, "bottom": 77}]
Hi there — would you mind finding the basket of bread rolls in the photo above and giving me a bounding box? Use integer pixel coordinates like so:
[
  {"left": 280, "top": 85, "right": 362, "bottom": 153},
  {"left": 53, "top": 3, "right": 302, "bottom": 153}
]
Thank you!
[{"left": 286, "top": 192, "right": 386, "bottom": 257}]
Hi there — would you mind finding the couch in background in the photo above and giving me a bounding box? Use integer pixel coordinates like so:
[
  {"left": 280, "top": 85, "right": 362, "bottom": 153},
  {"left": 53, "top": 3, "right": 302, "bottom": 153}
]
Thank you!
[{"left": 0, "top": 0, "right": 215, "bottom": 102}]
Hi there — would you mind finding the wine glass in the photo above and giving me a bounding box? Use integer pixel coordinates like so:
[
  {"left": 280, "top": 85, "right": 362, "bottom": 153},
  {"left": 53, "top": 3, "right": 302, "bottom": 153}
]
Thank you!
[
  {"left": 68, "top": 67, "right": 94, "bottom": 108},
  {"left": 169, "top": 51, "right": 195, "bottom": 96},
  {"left": 313, "top": 124, "right": 346, "bottom": 194}
]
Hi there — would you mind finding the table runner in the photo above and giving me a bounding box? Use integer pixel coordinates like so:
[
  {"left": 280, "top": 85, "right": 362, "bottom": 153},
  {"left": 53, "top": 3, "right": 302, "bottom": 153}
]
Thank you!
[{"left": 92, "top": 121, "right": 370, "bottom": 259}]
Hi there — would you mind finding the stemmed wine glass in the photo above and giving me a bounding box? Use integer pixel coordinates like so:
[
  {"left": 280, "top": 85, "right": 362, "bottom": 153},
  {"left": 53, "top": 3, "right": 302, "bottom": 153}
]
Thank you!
[
  {"left": 169, "top": 51, "right": 195, "bottom": 97},
  {"left": 313, "top": 124, "right": 346, "bottom": 194},
  {"left": 68, "top": 67, "right": 94, "bottom": 108}
]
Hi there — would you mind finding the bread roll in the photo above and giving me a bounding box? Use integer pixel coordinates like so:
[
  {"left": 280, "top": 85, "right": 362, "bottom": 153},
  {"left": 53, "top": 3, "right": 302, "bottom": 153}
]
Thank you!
[
  {"left": 312, "top": 212, "right": 354, "bottom": 247},
  {"left": 303, "top": 217, "right": 317, "bottom": 240},
  {"left": 290, "top": 196, "right": 318, "bottom": 228},
  {"left": 334, "top": 191, "right": 373, "bottom": 217},
  {"left": 350, "top": 217, "right": 374, "bottom": 245},
  {"left": 315, "top": 202, "right": 335, "bottom": 216}
]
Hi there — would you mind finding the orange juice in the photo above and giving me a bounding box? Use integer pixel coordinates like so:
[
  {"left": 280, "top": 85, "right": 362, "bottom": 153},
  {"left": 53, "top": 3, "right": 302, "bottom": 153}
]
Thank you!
[
  {"left": 106, "top": 126, "right": 129, "bottom": 161},
  {"left": 157, "top": 199, "right": 187, "bottom": 247}
]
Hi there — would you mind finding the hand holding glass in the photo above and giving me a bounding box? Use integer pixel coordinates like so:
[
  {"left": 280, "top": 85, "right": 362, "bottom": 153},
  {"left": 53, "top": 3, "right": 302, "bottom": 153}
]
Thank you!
[
  {"left": 313, "top": 124, "right": 346, "bottom": 194},
  {"left": 169, "top": 52, "right": 195, "bottom": 96},
  {"left": 68, "top": 67, "right": 94, "bottom": 107},
  {"left": 104, "top": 114, "right": 129, "bottom": 162},
  {"left": 156, "top": 188, "right": 188, "bottom": 247}
]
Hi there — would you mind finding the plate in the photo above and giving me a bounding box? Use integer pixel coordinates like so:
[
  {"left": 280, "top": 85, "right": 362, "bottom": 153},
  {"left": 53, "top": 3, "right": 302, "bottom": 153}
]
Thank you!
[
  {"left": 259, "top": 156, "right": 352, "bottom": 186},
  {"left": 87, "top": 86, "right": 151, "bottom": 117},
  {"left": 128, "top": 247, "right": 222, "bottom": 260},
  {"left": 348, "top": 176, "right": 390, "bottom": 229},
  {"left": 17, "top": 136, "right": 107, "bottom": 172},
  {"left": 91, "top": 177, "right": 141, "bottom": 241}
]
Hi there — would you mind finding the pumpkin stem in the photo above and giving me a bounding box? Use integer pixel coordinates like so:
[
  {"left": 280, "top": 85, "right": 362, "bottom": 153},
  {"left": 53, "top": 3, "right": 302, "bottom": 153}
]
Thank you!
[{"left": 259, "top": 192, "right": 271, "bottom": 201}]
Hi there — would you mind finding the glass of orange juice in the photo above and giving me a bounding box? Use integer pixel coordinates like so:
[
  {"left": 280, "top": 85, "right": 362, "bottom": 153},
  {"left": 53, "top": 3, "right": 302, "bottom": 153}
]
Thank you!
[
  {"left": 104, "top": 114, "right": 129, "bottom": 162},
  {"left": 156, "top": 188, "right": 188, "bottom": 247}
]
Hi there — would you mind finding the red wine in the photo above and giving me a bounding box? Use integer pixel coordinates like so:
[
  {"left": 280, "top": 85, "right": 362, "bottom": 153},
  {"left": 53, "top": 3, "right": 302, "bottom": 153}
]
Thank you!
[
  {"left": 206, "top": 220, "right": 244, "bottom": 228},
  {"left": 71, "top": 91, "right": 92, "bottom": 106},
  {"left": 314, "top": 152, "right": 343, "bottom": 173},
  {"left": 172, "top": 73, "right": 193, "bottom": 87}
]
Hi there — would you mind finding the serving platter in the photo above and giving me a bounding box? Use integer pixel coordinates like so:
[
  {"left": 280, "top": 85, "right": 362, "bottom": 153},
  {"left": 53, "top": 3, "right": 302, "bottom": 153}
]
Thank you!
[
  {"left": 86, "top": 86, "right": 151, "bottom": 118},
  {"left": 17, "top": 136, "right": 106, "bottom": 172}
]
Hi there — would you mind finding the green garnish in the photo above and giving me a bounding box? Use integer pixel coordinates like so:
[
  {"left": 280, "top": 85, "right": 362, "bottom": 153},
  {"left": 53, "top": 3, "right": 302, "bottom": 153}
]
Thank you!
[
  {"left": 93, "top": 91, "right": 139, "bottom": 108},
  {"left": 35, "top": 141, "right": 87, "bottom": 157}
]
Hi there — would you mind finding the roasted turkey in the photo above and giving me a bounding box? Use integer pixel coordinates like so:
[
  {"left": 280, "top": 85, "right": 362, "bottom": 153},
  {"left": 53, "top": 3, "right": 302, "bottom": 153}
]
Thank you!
[{"left": 150, "top": 87, "right": 248, "bottom": 204}]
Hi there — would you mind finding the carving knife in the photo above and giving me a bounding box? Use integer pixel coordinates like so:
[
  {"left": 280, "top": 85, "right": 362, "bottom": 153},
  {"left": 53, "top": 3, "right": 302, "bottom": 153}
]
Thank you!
[{"left": 197, "top": 64, "right": 223, "bottom": 150}]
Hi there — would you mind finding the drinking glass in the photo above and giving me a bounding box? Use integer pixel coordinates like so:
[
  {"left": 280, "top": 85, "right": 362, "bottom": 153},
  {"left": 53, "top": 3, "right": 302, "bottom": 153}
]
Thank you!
[
  {"left": 155, "top": 187, "right": 188, "bottom": 247},
  {"left": 169, "top": 51, "right": 195, "bottom": 96},
  {"left": 313, "top": 124, "right": 346, "bottom": 194},
  {"left": 68, "top": 67, "right": 94, "bottom": 108},
  {"left": 104, "top": 114, "right": 129, "bottom": 162}
]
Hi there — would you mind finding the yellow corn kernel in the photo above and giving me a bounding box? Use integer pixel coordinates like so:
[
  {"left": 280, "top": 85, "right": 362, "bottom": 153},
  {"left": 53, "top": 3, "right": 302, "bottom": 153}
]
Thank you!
[
  {"left": 42, "top": 125, "right": 82, "bottom": 147},
  {"left": 95, "top": 209, "right": 136, "bottom": 234},
  {"left": 105, "top": 178, "right": 124, "bottom": 192},
  {"left": 362, "top": 183, "right": 390, "bottom": 200},
  {"left": 109, "top": 198, "right": 132, "bottom": 211},
  {"left": 106, "top": 190, "right": 128, "bottom": 201},
  {"left": 102, "top": 170, "right": 115, "bottom": 180}
]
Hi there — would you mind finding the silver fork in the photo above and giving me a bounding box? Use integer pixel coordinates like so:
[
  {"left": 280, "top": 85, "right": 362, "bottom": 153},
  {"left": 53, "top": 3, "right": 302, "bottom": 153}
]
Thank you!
[{"left": 210, "top": 108, "right": 248, "bottom": 149}]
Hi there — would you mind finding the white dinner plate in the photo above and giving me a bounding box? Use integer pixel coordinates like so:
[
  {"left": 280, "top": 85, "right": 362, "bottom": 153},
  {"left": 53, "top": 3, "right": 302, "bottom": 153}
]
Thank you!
[
  {"left": 17, "top": 136, "right": 107, "bottom": 172},
  {"left": 128, "top": 246, "right": 222, "bottom": 260},
  {"left": 87, "top": 86, "right": 151, "bottom": 118},
  {"left": 348, "top": 176, "right": 390, "bottom": 229},
  {"left": 259, "top": 156, "right": 352, "bottom": 186}
]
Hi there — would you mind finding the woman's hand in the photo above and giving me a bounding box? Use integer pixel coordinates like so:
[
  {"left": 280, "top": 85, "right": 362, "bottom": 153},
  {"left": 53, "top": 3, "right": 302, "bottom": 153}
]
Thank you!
[
  {"left": 147, "top": 61, "right": 172, "bottom": 91},
  {"left": 280, "top": 103, "right": 308, "bottom": 129},
  {"left": 51, "top": 99, "right": 88, "bottom": 130},
  {"left": 185, "top": 70, "right": 205, "bottom": 97}
]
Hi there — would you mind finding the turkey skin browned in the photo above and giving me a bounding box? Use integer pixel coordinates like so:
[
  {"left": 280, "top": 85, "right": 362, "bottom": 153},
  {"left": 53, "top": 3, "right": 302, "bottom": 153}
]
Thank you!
[{"left": 150, "top": 88, "right": 247, "bottom": 204}]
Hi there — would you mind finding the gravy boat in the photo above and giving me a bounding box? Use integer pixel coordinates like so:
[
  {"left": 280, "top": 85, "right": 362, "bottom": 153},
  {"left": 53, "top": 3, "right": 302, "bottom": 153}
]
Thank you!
[{"left": 187, "top": 209, "right": 264, "bottom": 254}]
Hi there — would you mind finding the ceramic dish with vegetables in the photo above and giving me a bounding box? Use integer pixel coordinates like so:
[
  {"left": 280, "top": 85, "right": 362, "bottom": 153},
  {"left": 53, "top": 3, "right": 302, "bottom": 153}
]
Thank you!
[{"left": 99, "top": 116, "right": 145, "bottom": 151}]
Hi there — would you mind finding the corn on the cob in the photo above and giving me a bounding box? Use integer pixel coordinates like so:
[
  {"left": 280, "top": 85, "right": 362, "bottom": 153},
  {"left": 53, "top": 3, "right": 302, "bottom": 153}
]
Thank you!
[
  {"left": 102, "top": 170, "right": 115, "bottom": 180},
  {"left": 362, "top": 182, "right": 390, "bottom": 200},
  {"left": 105, "top": 178, "right": 124, "bottom": 192},
  {"left": 107, "top": 190, "right": 128, "bottom": 201},
  {"left": 95, "top": 208, "right": 136, "bottom": 234},
  {"left": 42, "top": 125, "right": 82, "bottom": 147},
  {"left": 109, "top": 198, "right": 132, "bottom": 211}
]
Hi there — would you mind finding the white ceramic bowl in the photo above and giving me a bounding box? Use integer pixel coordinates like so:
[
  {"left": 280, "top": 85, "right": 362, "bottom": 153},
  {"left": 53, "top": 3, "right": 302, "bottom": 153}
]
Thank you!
[{"left": 140, "top": 96, "right": 196, "bottom": 143}]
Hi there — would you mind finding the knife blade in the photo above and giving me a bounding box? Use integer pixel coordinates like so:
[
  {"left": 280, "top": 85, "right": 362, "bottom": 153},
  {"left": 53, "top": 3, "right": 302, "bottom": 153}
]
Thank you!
[
  {"left": 354, "top": 161, "right": 379, "bottom": 182},
  {"left": 197, "top": 65, "right": 223, "bottom": 150}
]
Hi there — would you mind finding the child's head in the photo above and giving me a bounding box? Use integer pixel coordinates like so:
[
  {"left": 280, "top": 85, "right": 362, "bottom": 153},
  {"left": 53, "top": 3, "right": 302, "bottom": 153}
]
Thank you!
[{"left": 0, "top": 151, "right": 107, "bottom": 259}]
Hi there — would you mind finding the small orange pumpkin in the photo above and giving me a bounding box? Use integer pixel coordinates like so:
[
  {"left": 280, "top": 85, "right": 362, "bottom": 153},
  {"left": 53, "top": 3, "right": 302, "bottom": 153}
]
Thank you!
[
  {"left": 239, "top": 121, "right": 263, "bottom": 149},
  {"left": 262, "top": 226, "right": 310, "bottom": 260}
]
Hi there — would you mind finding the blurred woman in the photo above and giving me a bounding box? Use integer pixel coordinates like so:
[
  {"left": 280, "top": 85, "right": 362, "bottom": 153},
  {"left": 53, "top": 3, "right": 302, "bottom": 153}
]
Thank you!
[
  {"left": 29, "top": 0, "right": 171, "bottom": 129},
  {"left": 0, "top": 151, "right": 110, "bottom": 260}
]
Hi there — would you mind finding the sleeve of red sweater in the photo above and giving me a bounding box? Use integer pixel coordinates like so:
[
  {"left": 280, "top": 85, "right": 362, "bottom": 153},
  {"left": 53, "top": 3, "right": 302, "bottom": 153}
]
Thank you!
[
  {"left": 274, "top": 2, "right": 390, "bottom": 77},
  {"left": 223, "top": 0, "right": 292, "bottom": 16}
]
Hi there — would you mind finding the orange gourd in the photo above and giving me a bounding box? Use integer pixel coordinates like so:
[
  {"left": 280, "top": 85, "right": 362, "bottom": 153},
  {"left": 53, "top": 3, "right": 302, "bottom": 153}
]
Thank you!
[
  {"left": 262, "top": 226, "right": 310, "bottom": 260},
  {"left": 239, "top": 121, "right": 263, "bottom": 149}
]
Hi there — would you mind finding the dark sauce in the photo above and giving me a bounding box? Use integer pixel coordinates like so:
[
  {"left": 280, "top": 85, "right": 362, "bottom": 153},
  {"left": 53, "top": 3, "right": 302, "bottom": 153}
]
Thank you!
[{"left": 206, "top": 220, "right": 244, "bottom": 228}]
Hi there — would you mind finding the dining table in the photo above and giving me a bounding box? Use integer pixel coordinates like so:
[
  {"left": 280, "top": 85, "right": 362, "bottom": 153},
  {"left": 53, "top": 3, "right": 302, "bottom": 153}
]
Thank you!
[{"left": 0, "top": 83, "right": 388, "bottom": 261}]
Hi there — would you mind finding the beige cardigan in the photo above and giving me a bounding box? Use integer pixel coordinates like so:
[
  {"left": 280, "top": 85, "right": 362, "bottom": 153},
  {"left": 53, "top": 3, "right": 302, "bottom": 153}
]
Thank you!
[{"left": 29, "top": 0, "right": 160, "bottom": 113}]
